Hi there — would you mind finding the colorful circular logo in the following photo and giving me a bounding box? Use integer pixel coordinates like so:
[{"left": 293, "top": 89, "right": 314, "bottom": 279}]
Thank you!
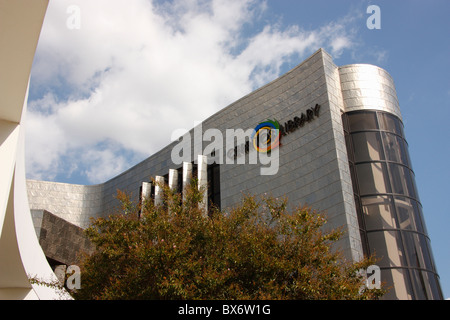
[{"left": 252, "top": 119, "right": 281, "bottom": 152}]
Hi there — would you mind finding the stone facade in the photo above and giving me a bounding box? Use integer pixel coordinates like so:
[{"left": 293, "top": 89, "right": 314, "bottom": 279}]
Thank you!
[{"left": 31, "top": 209, "right": 95, "bottom": 267}]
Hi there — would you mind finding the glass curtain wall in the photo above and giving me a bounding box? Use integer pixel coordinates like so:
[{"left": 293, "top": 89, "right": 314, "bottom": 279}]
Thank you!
[{"left": 342, "top": 110, "right": 443, "bottom": 300}]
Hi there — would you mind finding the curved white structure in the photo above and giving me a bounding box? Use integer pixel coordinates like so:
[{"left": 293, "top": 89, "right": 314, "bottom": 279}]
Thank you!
[{"left": 0, "top": 0, "right": 70, "bottom": 299}]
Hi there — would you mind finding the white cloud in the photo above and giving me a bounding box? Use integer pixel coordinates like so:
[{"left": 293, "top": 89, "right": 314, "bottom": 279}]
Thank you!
[
  {"left": 81, "top": 144, "right": 131, "bottom": 184},
  {"left": 26, "top": 0, "right": 361, "bottom": 184}
]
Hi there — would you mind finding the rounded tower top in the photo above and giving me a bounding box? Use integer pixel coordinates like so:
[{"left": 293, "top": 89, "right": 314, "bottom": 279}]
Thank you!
[{"left": 339, "top": 64, "right": 402, "bottom": 120}]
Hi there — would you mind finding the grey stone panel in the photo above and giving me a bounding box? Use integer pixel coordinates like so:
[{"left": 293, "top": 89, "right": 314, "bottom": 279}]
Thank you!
[{"left": 31, "top": 209, "right": 95, "bottom": 266}]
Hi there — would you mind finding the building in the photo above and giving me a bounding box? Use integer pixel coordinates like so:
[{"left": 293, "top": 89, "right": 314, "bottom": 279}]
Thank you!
[{"left": 26, "top": 48, "right": 443, "bottom": 300}]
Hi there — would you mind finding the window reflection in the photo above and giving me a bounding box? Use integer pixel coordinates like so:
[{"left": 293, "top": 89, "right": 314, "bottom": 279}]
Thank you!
[
  {"left": 402, "top": 231, "right": 433, "bottom": 271},
  {"left": 347, "top": 111, "right": 378, "bottom": 132},
  {"left": 356, "top": 162, "right": 390, "bottom": 195},
  {"left": 423, "top": 271, "right": 444, "bottom": 300},
  {"left": 388, "top": 164, "right": 416, "bottom": 198},
  {"left": 409, "top": 269, "right": 428, "bottom": 300},
  {"left": 416, "top": 204, "right": 428, "bottom": 235},
  {"left": 378, "top": 112, "right": 404, "bottom": 136},
  {"left": 394, "top": 197, "right": 424, "bottom": 233},
  {"left": 352, "top": 131, "right": 384, "bottom": 162},
  {"left": 362, "top": 196, "right": 398, "bottom": 230},
  {"left": 406, "top": 269, "right": 442, "bottom": 300},
  {"left": 382, "top": 132, "right": 410, "bottom": 166},
  {"left": 367, "top": 230, "right": 406, "bottom": 268},
  {"left": 380, "top": 268, "right": 414, "bottom": 300}
]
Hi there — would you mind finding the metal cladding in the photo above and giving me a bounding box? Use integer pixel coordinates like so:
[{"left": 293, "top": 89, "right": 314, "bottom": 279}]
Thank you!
[{"left": 339, "top": 64, "right": 402, "bottom": 119}]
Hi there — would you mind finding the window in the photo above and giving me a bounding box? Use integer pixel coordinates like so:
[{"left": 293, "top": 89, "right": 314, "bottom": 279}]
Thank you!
[
  {"left": 366, "top": 230, "right": 406, "bottom": 268},
  {"left": 382, "top": 132, "right": 410, "bottom": 166},
  {"left": 356, "top": 162, "right": 391, "bottom": 195},
  {"left": 347, "top": 111, "right": 378, "bottom": 132},
  {"left": 352, "top": 131, "right": 384, "bottom": 162},
  {"left": 388, "top": 164, "right": 416, "bottom": 198},
  {"left": 362, "top": 196, "right": 398, "bottom": 230},
  {"left": 207, "top": 163, "right": 221, "bottom": 211},
  {"left": 380, "top": 268, "right": 414, "bottom": 300},
  {"left": 378, "top": 112, "right": 404, "bottom": 136},
  {"left": 402, "top": 231, "right": 433, "bottom": 270},
  {"left": 343, "top": 110, "right": 441, "bottom": 299},
  {"left": 394, "top": 197, "right": 425, "bottom": 233}
]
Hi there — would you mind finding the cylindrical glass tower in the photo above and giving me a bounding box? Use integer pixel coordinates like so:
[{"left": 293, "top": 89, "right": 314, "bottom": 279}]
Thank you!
[{"left": 339, "top": 65, "right": 443, "bottom": 300}]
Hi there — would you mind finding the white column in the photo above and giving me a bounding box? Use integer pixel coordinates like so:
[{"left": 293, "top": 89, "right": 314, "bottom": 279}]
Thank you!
[
  {"left": 168, "top": 169, "right": 178, "bottom": 214},
  {"left": 168, "top": 169, "right": 178, "bottom": 191},
  {"left": 197, "top": 155, "right": 208, "bottom": 214},
  {"left": 182, "top": 162, "right": 192, "bottom": 201},
  {"left": 141, "top": 182, "right": 152, "bottom": 206},
  {"left": 154, "top": 176, "right": 164, "bottom": 206}
]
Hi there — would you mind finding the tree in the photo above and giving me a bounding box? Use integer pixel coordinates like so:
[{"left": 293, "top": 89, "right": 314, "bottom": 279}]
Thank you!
[{"left": 72, "top": 179, "right": 384, "bottom": 300}]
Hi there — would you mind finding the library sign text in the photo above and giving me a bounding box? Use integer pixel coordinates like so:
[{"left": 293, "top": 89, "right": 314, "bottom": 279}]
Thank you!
[{"left": 228, "top": 103, "right": 321, "bottom": 159}]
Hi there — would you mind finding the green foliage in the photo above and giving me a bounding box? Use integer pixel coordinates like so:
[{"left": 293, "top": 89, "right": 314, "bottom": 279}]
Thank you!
[{"left": 73, "top": 179, "right": 385, "bottom": 300}]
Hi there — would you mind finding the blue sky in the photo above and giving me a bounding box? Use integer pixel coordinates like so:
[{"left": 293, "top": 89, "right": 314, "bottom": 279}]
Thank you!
[{"left": 27, "top": 0, "right": 449, "bottom": 298}]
